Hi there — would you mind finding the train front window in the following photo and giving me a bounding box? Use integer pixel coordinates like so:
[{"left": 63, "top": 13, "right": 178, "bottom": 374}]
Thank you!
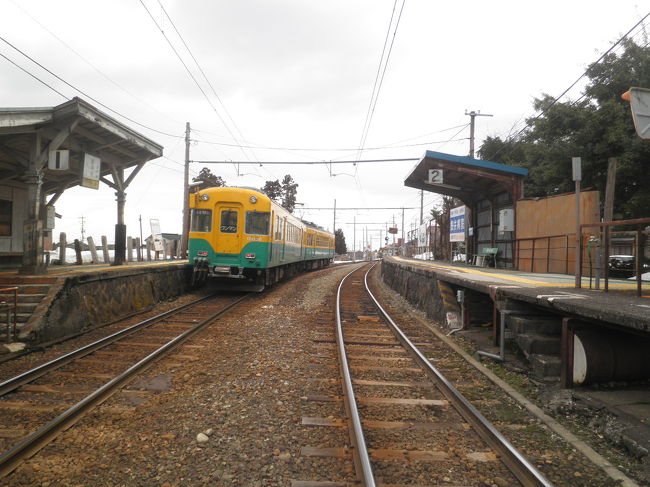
[
  {"left": 220, "top": 210, "right": 238, "bottom": 233},
  {"left": 190, "top": 209, "right": 212, "bottom": 233},
  {"left": 245, "top": 211, "right": 270, "bottom": 235}
]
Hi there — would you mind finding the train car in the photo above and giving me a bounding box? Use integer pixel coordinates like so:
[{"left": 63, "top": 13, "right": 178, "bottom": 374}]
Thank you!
[{"left": 188, "top": 186, "right": 334, "bottom": 290}]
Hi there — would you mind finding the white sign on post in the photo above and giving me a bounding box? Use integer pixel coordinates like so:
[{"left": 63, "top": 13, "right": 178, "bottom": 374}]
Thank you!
[
  {"left": 428, "top": 168, "right": 443, "bottom": 184},
  {"left": 150, "top": 219, "right": 164, "bottom": 252},
  {"left": 81, "top": 153, "right": 101, "bottom": 189},
  {"left": 449, "top": 206, "right": 465, "bottom": 242}
]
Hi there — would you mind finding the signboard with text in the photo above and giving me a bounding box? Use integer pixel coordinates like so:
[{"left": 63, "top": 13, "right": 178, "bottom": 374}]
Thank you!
[
  {"left": 81, "top": 153, "right": 101, "bottom": 189},
  {"left": 449, "top": 206, "right": 465, "bottom": 242}
]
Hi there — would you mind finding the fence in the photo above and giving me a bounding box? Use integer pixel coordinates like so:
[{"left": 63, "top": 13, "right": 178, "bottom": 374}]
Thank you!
[{"left": 51, "top": 232, "right": 182, "bottom": 266}]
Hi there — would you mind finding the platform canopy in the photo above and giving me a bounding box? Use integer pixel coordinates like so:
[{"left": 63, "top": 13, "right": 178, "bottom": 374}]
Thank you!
[
  {"left": 404, "top": 150, "right": 528, "bottom": 204},
  {"left": 0, "top": 97, "right": 163, "bottom": 273},
  {"left": 0, "top": 97, "right": 163, "bottom": 196}
]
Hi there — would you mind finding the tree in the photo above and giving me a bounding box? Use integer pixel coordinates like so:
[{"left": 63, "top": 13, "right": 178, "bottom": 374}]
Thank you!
[
  {"left": 478, "top": 39, "right": 650, "bottom": 220},
  {"left": 429, "top": 196, "right": 457, "bottom": 261},
  {"left": 262, "top": 174, "right": 299, "bottom": 212},
  {"left": 261, "top": 179, "right": 283, "bottom": 201},
  {"left": 335, "top": 229, "right": 347, "bottom": 254},
  {"left": 192, "top": 167, "right": 225, "bottom": 190},
  {"left": 281, "top": 174, "right": 298, "bottom": 212}
]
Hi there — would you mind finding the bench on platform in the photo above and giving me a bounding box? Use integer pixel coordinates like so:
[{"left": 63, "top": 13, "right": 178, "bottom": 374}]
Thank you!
[{"left": 474, "top": 248, "right": 498, "bottom": 268}]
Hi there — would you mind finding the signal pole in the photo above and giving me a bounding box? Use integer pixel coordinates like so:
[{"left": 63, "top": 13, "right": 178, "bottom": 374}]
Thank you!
[
  {"left": 181, "top": 122, "right": 190, "bottom": 258},
  {"left": 465, "top": 110, "right": 493, "bottom": 158}
]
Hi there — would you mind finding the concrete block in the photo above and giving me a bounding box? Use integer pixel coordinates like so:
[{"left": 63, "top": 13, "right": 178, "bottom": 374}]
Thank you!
[
  {"left": 516, "top": 333, "right": 561, "bottom": 357},
  {"left": 530, "top": 353, "right": 561, "bottom": 378},
  {"left": 508, "top": 315, "right": 561, "bottom": 335}
]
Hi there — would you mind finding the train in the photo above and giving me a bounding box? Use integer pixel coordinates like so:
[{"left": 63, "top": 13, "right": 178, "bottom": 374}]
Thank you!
[{"left": 188, "top": 186, "right": 335, "bottom": 290}]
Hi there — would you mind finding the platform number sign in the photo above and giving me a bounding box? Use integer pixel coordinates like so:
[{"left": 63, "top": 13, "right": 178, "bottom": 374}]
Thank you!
[{"left": 428, "top": 168, "right": 443, "bottom": 184}]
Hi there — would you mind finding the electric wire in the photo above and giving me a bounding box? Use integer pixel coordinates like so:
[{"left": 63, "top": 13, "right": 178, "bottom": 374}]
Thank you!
[
  {"left": 493, "top": 11, "right": 650, "bottom": 156},
  {"left": 0, "top": 51, "right": 67, "bottom": 99},
  {"left": 357, "top": 0, "right": 407, "bottom": 161},
  {"left": 0, "top": 35, "right": 183, "bottom": 139},
  {"left": 8, "top": 0, "right": 183, "bottom": 128},
  {"left": 154, "top": 0, "right": 255, "bottom": 161},
  {"left": 138, "top": 0, "right": 253, "bottom": 161}
]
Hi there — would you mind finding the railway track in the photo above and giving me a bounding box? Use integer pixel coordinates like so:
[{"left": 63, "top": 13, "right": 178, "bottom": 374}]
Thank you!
[
  {"left": 0, "top": 292, "right": 249, "bottom": 477},
  {"left": 297, "top": 262, "right": 552, "bottom": 486}
]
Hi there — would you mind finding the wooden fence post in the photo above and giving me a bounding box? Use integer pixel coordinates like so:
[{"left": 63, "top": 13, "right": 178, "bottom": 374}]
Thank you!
[
  {"left": 136, "top": 238, "right": 142, "bottom": 261},
  {"left": 146, "top": 240, "right": 152, "bottom": 261},
  {"left": 59, "top": 232, "right": 67, "bottom": 265},
  {"left": 87, "top": 236, "right": 99, "bottom": 263},
  {"left": 127, "top": 237, "right": 133, "bottom": 262},
  {"left": 101, "top": 236, "right": 110, "bottom": 263},
  {"left": 73, "top": 239, "right": 82, "bottom": 265}
]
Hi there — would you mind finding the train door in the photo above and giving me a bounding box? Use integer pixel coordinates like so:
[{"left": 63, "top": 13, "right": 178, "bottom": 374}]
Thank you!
[
  {"left": 281, "top": 217, "right": 287, "bottom": 261},
  {"left": 269, "top": 211, "right": 274, "bottom": 262},
  {"left": 216, "top": 204, "right": 241, "bottom": 254}
]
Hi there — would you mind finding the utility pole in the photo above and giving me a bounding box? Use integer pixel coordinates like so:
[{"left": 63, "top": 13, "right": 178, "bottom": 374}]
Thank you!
[
  {"left": 420, "top": 189, "right": 423, "bottom": 224},
  {"left": 353, "top": 215, "right": 356, "bottom": 259},
  {"left": 401, "top": 207, "right": 405, "bottom": 255},
  {"left": 139, "top": 214, "right": 143, "bottom": 248},
  {"left": 465, "top": 110, "right": 493, "bottom": 158},
  {"left": 333, "top": 199, "right": 336, "bottom": 234},
  {"left": 79, "top": 216, "right": 86, "bottom": 242},
  {"left": 181, "top": 122, "right": 190, "bottom": 258}
]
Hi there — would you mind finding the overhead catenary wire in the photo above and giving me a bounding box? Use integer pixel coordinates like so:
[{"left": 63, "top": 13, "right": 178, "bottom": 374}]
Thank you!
[
  {"left": 356, "top": 0, "right": 407, "bottom": 161},
  {"left": 138, "top": 0, "right": 253, "bottom": 161},
  {"left": 189, "top": 157, "right": 419, "bottom": 165}
]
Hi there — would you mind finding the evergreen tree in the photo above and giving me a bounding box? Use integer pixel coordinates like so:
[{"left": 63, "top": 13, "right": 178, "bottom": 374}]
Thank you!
[
  {"left": 262, "top": 174, "right": 299, "bottom": 212},
  {"left": 192, "top": 167, "right": 225, "bottom": 190},
  {"left": 478, "top": 39, "right": 650, "bottom": 219},
  {"left": 335, "top": 229, "right": 347, "bottom": 254}
]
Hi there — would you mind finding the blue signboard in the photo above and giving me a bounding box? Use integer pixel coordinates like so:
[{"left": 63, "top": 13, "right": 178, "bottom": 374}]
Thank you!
[{"left": 449, "top": 206, "right": 465, "bottom": 242}]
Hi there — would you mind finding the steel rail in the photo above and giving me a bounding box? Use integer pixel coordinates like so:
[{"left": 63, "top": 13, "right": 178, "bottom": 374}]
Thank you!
[
  {"left": 0, "top": 294, "right": 219, "bottom": 397},
  {"left": 335, "top": 264, "right": 376, "bottom": 487},
  {"left": 362, "top": 264, "right": 553, "bottom": 487},
  {"left": 0, "top": 293, "right": 249, "bottom": 477}
]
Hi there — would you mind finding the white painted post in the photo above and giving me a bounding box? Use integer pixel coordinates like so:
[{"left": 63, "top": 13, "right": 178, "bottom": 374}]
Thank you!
[
  {"left": 101, "top": 236, "right": 110, "bottom": 263},
  {"left": 87, "top": 236, "right": 99, "bottom": 263},
  {"left": 58, "top": 232, "right": 66, "bottom": 265},
  {"left": 127, "top": 237, "right": 133, "bottom": 262}
]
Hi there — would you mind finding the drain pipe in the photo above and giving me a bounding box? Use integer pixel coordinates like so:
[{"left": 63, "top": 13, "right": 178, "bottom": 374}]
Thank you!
[
  {"left": 447, "top": 289, "right": 465, "bottom": 336},
  {"left": 477, "top": 310, "right": 514, "bottom": 362}
]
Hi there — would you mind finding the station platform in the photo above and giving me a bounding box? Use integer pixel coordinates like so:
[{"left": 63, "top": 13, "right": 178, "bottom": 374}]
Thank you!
[
  {"left": 0, "top": 260, "right": 191, "bottom": 347},
  {"left": 388, "top": 256, "right": 650, "bottom": 333}
]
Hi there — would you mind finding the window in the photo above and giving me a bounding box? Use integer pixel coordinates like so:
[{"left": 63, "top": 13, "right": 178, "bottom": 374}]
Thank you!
[
  {"left": 190, "top": 209, "right": 211, "bottom": 233},
  {"left": 220, "top": 210, "right": 238, "bottom": 233},
  {"left": 245, "top": 211, "right": 270, "bottom": 235}
]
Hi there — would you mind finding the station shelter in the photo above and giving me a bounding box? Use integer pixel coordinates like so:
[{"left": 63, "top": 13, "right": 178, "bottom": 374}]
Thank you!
[
  {"left": 404, "top": 150, "right": 527, "bottom": 268},
  {"left": 0, "top": 97, "right": 163, "bottom": 274}
]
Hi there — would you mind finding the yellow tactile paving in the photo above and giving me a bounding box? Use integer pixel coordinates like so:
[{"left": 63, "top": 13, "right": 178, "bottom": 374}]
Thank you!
[{"left": 392, "top": 256, "right": 649, "bottom": 291}]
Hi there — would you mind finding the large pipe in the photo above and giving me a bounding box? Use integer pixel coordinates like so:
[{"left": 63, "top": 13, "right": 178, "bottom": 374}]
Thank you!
[{"left": 573, "top": 328, "right": 650, "bottom": 385}]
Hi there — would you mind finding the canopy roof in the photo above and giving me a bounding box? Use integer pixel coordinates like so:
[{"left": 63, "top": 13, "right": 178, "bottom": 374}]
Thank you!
[
  {"left": 0, "top": 97, "right": 163, "bottom": 195},
  {"left": 404, "top": 150, "right": 528, "bottom": 203}
]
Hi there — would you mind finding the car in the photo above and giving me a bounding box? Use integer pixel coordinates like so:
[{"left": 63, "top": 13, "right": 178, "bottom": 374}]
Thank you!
[{"left": 608, "top": 255, "right": 650, "bottom": 278}]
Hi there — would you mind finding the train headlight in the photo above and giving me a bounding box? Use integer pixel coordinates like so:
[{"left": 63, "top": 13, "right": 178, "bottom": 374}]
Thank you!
[
  {"left": 245, "top": 253, "right": 256, "bottom": 259},
  {"left": 200, "top": 194, "right": 209, "bottom": 201},
  {"left": 249, "top": 196, "right": 257, "bottom": 203}
]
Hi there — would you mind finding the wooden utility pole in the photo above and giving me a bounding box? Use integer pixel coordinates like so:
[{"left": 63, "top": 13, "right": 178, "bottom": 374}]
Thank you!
[{"left": 181, "top": 122, "right": 190, "bottom": 258}]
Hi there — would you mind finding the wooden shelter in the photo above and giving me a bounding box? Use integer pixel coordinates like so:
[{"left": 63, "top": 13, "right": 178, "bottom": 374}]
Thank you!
[
  {"left": 0, "top": 97, "right": 163, "bottom": 273},
  {"left": 404, "top": 151, "right": 528, "bottom": 266}
]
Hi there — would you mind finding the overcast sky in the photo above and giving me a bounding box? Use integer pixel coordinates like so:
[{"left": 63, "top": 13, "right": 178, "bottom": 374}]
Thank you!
[{"left": 1, "top": 0, "right": 647, "bottom": 251}]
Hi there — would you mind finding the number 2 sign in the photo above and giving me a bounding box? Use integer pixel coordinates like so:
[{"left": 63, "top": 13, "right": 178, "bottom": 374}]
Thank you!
[{"left": 428, "top": 169, "right": 443, "bottom": 184}]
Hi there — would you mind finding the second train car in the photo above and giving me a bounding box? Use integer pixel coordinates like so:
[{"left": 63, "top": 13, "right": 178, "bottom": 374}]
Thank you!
[{"left": 189, "top": 186, "right": 335, "bottom": 290}]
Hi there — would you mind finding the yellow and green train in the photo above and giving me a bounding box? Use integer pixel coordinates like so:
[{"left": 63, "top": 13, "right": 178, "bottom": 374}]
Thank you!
[{"left": 189, "top": 186, "right": 334, "bottom": 290}]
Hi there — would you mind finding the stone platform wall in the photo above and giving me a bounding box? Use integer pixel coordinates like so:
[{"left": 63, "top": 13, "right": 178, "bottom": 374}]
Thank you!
[
  {"left": 381, "top": 259, "right": 446, "bottom": 323},
  {"left": 20, "top": 264, "right": 192, "bottom": 344}
]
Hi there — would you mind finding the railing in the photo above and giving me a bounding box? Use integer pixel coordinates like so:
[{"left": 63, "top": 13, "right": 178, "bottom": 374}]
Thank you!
[
  {"left": 578, "top": 218, "right": 650, "bottom": 297},
  {"left": 0, "top": 287, "right": 18, "bottom": 342},
  {"left": 515, "top": 234, "right": 573, "bottom": 274}
]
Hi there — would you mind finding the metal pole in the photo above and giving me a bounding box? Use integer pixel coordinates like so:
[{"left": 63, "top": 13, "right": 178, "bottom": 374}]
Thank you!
[
  {"left": 420, "top": 189, "right": 423, "bottom": 224},
  {"left": 401, "top": 207, "right": 405, "bottom": 255},
  {"left": 353, "top": 215, "right": 356, "bottom": 260},
  {"left": 181, "top": 122, "right": 190, "bottom": 258},
  {"left": 572, "top": 157, "right": 582, "bottom": 288},
  {"left": 333, "top": 199, "right": 336, "bottom": 234}
]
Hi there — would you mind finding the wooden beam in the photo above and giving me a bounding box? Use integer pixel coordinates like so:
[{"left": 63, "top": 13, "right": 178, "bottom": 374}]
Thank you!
[
  {"left": 37, "top": 117, "right": 81, "bottom": 168},
  {"left": 0, "top": 142, "right": 30, "bottom": 167},
  {"left": 124, "top": 161, "right": 145, "bottom": 188}
]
